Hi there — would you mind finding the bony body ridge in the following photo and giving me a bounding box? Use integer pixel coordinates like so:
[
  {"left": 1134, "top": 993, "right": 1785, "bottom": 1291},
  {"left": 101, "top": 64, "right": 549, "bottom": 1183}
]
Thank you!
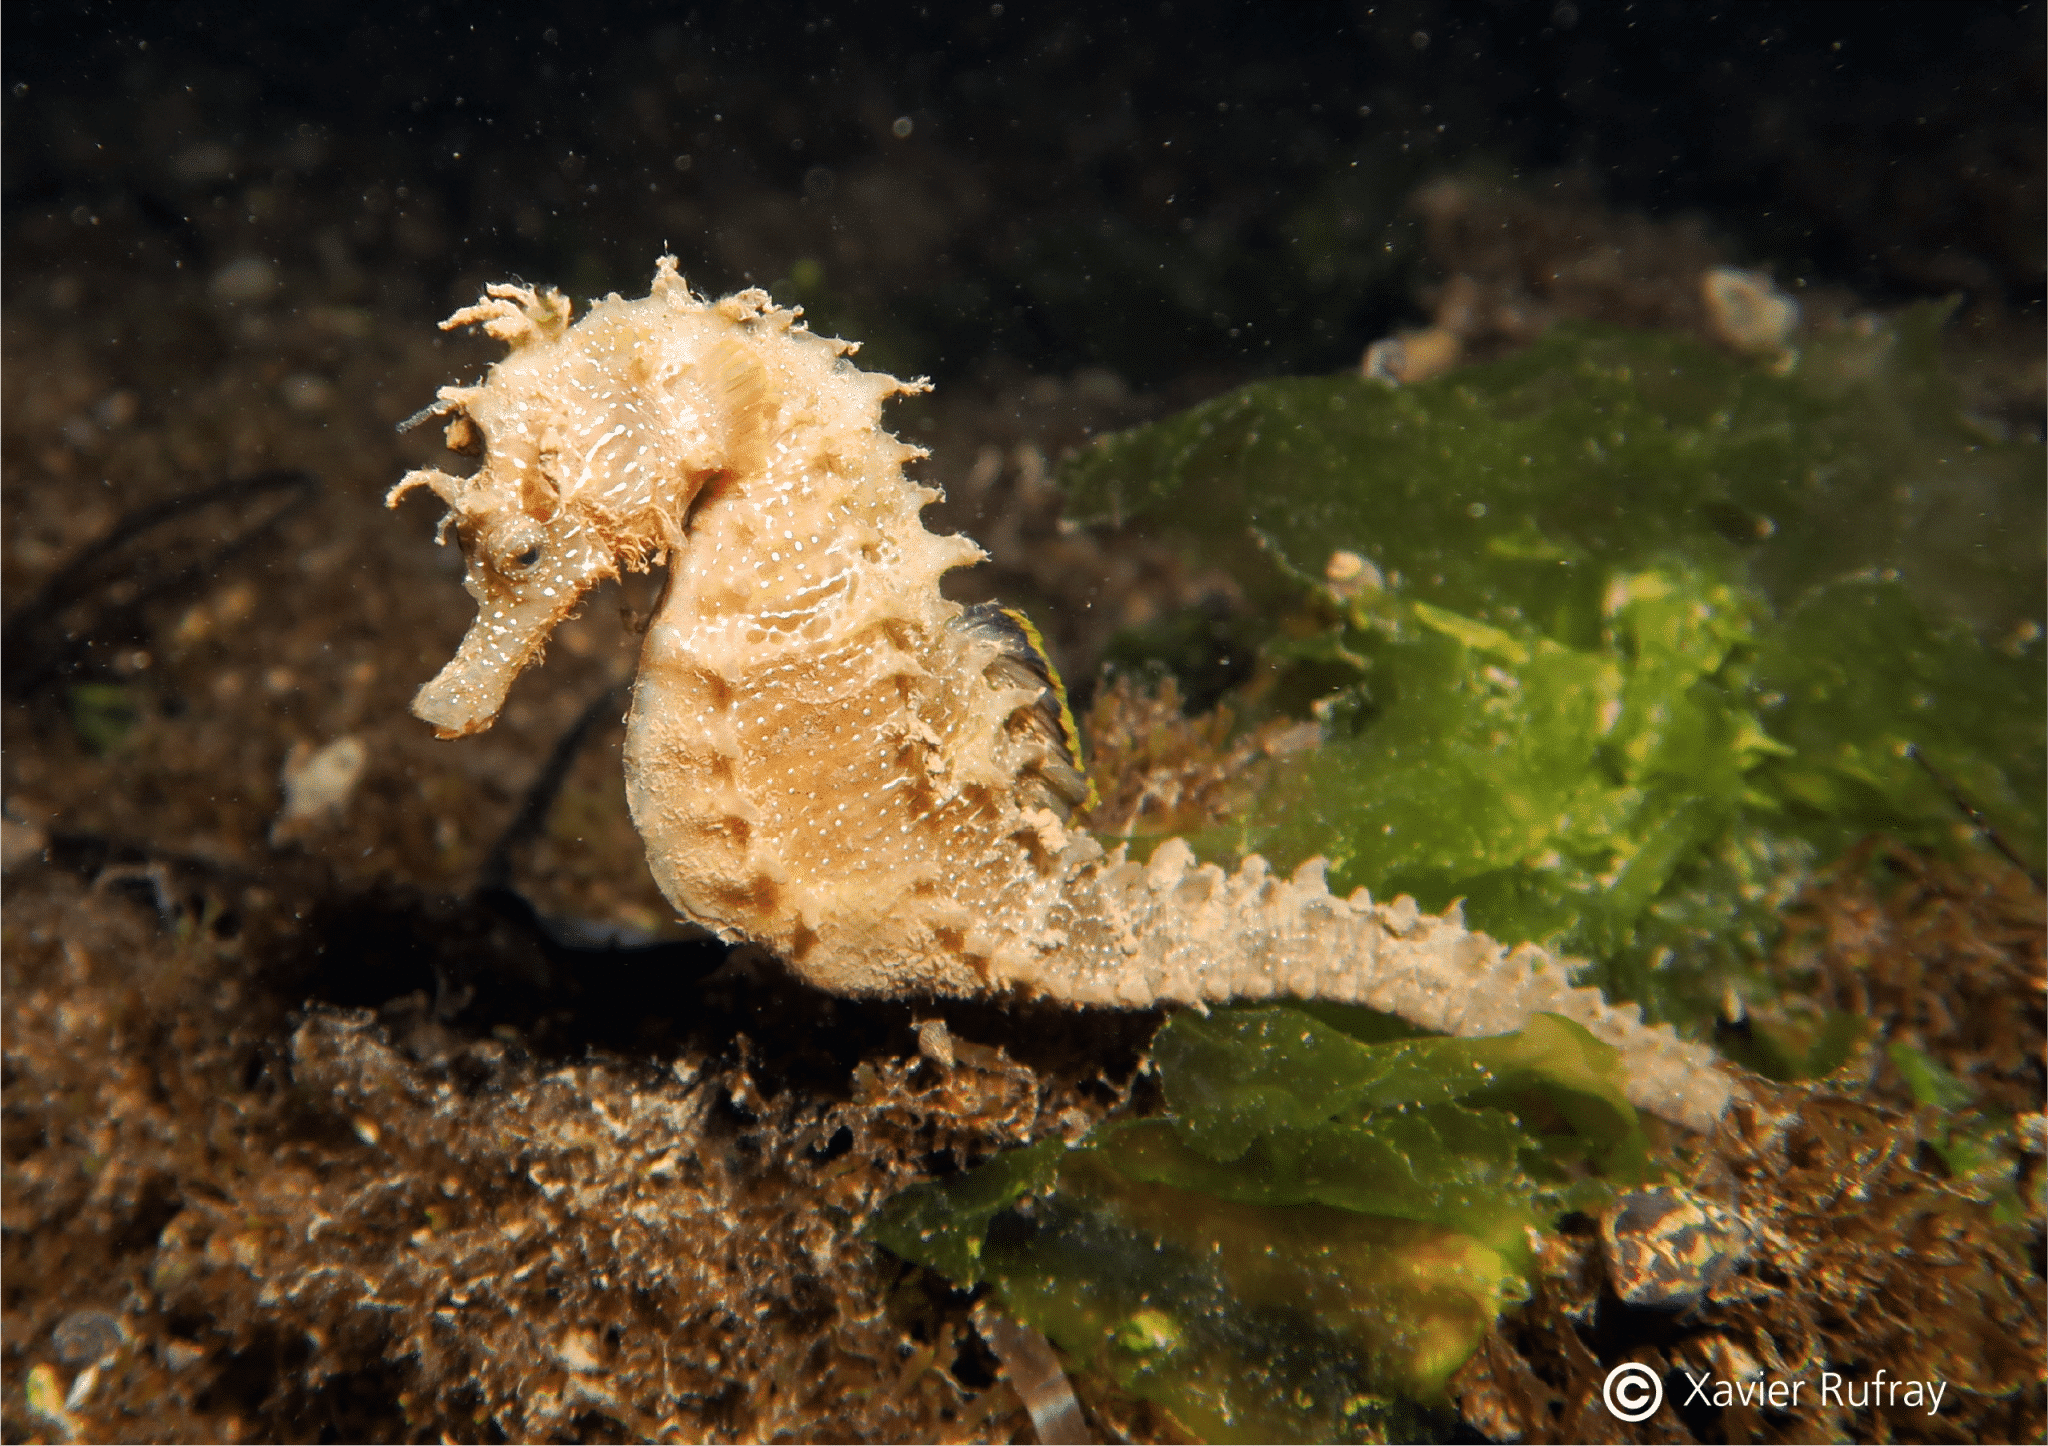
[{"left": 390, "top": 258, "right": 1738, "bottom": 1132}]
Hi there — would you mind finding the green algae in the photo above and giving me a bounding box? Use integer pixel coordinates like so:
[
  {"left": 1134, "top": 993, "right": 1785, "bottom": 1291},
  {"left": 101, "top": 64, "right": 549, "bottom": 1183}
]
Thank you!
[
  {"left": 67, "top": 682, "right": 142, "bottom": 756},
  {"left": 1715, "top": 1006, "right": 1870, "bottom": 1084},
  {"left": 1063, "top": 309, "right": 2044, "bottom": 1026},
  {"left": 1065, "top": 307, "right": 2040, "bottom": 633},
  {"left": 1887, "top": 1040, "right": 1977, "bottom": 1112},
  {"left": 1751, "top": 576, "right": 2045, "bottom": 866},
  {"left": 1883, "top": 1041, "right": 2034, "bottom": 1226},
  {"left": 873, "top": 310, "right": 2042, "bottom": 1439},
  {"left": 869, "top": 1008, "right": 1642, "bottom": 1441}
]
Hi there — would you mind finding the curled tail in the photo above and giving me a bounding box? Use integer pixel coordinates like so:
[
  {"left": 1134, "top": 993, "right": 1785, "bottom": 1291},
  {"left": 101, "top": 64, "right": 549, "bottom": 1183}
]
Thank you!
[{"left": 1027, "top": 836, "right": 1737, "bottom": 1132}]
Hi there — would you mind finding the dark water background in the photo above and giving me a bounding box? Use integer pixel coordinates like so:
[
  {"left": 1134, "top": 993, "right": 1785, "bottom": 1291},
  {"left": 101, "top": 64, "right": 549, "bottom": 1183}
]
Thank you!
[{"left": 8, "top": 1, "right": 2040, "bottom": 387}]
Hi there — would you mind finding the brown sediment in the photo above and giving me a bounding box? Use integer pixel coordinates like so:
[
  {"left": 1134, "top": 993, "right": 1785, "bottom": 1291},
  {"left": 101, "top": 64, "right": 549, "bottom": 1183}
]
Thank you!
[
  {"left": 1477, "top": 1081, "right": 2043, "bottom": 1446},
  {"left": 41, "top": 851, "right": 2022, "bottom": 1446},
  {"left": 1771, "top": 838, "right": 2046, "bottom": 1119},
  {"left": 1078, "top": 673, "right": 1311, "bottom": 844},
  {"left": 1, "top": 856, "right": 1160, "bottom": 1443},
  {"left": 1453, "top": 849, "right": 2047, "bottom": 1446}
]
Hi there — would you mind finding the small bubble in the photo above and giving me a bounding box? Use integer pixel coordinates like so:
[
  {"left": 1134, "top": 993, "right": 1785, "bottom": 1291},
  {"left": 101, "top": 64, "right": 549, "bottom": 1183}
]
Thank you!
[
  {"left": 891, "top": 116, "right": 914, "bottom": 139},
  {"left": 1410, "top": 30, "right": 1430, "bottom": 49}
]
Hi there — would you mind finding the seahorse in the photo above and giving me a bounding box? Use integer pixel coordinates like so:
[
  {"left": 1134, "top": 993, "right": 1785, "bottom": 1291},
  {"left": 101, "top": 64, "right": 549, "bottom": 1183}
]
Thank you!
[{"left": 388, "top": 258, "right": 1738, "bottom": 1132}]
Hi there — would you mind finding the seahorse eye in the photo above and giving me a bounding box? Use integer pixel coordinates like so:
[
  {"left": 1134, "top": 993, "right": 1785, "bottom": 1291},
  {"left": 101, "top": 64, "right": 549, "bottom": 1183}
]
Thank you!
[{"left": 490, "top": 522, "right": 546, "bottom": 574}]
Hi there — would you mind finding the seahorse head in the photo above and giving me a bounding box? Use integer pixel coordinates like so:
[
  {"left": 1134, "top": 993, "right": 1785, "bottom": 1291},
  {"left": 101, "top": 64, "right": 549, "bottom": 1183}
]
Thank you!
[{"left": 388, "top": 260, "right": 760, "bottom": 737}]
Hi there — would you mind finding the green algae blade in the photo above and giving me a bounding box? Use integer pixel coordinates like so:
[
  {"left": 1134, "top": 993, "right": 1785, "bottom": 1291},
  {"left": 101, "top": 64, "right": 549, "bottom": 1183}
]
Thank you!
[
  {"left": 879, "top": 311, "right": 2046, "bottom": 1436},
  {"left": 982, "top": 1159, "right": 1502, "bottom": 1442},
  {"left": 1751, "top": 577, "right": 2045, "bottom": 870},
  {"left": 868, "top": 1007, "right": 1642, "bottom": 1439},
  {"left": 863, "top": 1135, "right": 1066, "bottom": 1289},
  {"left": 1064, "top": 312, "right": 2041, "bottom": 634}
]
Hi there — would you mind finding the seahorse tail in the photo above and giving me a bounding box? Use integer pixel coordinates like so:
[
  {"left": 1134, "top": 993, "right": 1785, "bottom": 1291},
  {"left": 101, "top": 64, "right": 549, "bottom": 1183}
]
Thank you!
[{"left": 1031, "top": 835, "right": 1737, "bottom": 1132}]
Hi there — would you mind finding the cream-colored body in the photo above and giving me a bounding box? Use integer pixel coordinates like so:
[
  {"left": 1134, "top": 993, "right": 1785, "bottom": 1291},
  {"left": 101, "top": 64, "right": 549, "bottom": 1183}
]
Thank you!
[
  {"left": 391, "top": 260, "right": 1737, "bottom": 1131},
  {"left": 621, "top": 309, "right": 1050, "bottom": 994}
]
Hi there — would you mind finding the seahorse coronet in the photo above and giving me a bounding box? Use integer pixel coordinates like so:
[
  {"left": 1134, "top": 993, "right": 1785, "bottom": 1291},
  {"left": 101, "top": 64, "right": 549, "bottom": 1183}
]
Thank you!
[{"left": 391, "top": 257, "right": 1741, "bottom": 1132}]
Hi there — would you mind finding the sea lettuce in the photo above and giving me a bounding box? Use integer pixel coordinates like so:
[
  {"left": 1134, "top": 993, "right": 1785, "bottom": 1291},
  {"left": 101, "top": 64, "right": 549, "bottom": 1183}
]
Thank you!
[
  {"left": 1063, "top": 311, "right": 2044, "bottom": 1022},
  {"left": 868, "top": 1008, "right": 1643, "bottom": 1442}
]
